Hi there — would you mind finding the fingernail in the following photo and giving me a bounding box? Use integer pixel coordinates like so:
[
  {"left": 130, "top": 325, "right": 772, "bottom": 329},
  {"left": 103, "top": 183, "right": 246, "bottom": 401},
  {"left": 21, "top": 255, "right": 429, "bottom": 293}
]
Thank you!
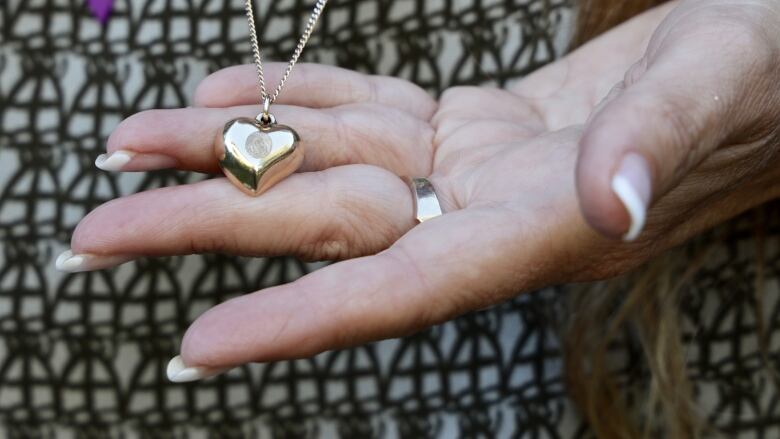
[
  {"left": 611, "top": 152, "right": 653, "bottom": 242},
  {"left": 54, "top": 250, "right": 134, "bottom": 272},
  {"left": 96, "top": 150, "right": 177, "bottom": 172},
  {"left": 166, "top": 355, "right": 231, "bottom": 383},
  {"left": 95, "top": 150, "right": 135, "bottom": 171}
]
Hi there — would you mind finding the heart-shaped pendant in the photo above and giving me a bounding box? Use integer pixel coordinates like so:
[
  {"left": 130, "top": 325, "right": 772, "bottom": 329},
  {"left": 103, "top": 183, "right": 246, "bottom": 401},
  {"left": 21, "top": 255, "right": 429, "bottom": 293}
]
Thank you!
[{"left": 214, "top": 117, "right": 303, "bottom": 196}]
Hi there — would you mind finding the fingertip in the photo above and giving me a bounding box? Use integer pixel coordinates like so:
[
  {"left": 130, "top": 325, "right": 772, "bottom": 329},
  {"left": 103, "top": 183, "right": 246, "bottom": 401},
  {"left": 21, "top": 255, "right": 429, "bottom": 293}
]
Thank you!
[
  {"left": 576, "top": 106, "right": 649, "bottom": 240},
  {"left": 611, "top": 153, "right": 652, "bottom": 241},
  {"left": 179, "top": 278, "right": 339, "bottom": 368},
  {"left": 193, "top": 65, "right": 251, "bottom": 107},
  {"left": 179, "top": 293, "right": 284, "bottom": 368},
  {"left": 192, "top": 69, "right": 229, "bottom": 107},
  {"left": 192, "top": 76, "right": 214, "bottom": 107},
  {"left": 577, "top": 144, "right": 653, "bottom": 241},
  {"left": 53, "top": 249, "right": 135, "bottom": 273},
  {"left": 63, "top": 202, "right": 139, "bottom": 271},
  {"left": 95, "top": 150, "right": 134, "bottom": 171},
  {"left": 576, "top": 81, "right": 666, "bottom": 239},
  {"left": 576, "top": 158, "right": 632, "bottom": 240},
  {"left": 576, "top": 131, "right": 627, "bottom": 240},
  {"left": 106, "top": 109, "right": 170, "bottom": 154},
  {"left": 70, "top": 185, "right": 198, "bottom": 256},
  {"left": 179, "top": 303, "right": 232, "bottom": 368},
  {"left": 70, "top": 201, "right": 118, "bottom": 254},
  {"left": 105, "top": 112, "right": 136, "bottom": 153}
]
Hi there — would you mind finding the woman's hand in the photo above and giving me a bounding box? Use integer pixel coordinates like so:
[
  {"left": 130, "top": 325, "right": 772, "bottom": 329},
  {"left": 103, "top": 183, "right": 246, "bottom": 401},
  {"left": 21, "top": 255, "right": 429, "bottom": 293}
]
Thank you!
[
  {"left": 60, "top": 1, "right": 780, "bottom": 381},
  {"left": 575, "top": 0, "right": 780, "bottom": 241}
]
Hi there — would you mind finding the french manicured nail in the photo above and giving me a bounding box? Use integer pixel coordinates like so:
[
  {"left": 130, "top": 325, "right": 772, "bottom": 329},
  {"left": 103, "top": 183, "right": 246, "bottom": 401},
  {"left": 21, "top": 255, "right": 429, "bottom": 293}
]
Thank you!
[
  {"left": 95, "top": 150, "right": 135, "bottom": 171},
  {"left": 166, "top": 355, "right": 231, "bottom": 383},
  {"left": 55, "top": 250, "right": 134, "bottom": 273},
  {"left": 611, "top": 152, "right": 652, "bottom": 242},
  {"left": 96, "top": 150, "right": 177, "bottom": 172}
]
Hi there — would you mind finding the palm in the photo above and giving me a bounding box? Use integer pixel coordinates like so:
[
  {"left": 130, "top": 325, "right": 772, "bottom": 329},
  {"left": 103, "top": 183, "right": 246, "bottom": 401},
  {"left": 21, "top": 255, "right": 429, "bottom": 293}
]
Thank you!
[
  {"left": 392, "top": 13, "right": 665, "bottom": 288},
  {"left": 70, "top": 6, "right": 671, "bottom": 368}
]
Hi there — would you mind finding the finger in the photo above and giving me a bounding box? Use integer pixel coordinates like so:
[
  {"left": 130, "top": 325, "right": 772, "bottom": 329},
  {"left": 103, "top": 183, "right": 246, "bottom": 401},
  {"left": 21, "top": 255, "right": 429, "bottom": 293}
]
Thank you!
[
  {"left": 575, "top": 17, "right": 773, "bottom": 241},
  {"left": 193, "top": 63, "right": 437, "bottom": 120},
  {"left": 433, "top": 86, "right": 547, "bottom": 132},
  {"left": 168, "top": 209, "right": 532, "bottom": 381},
  {"left": 100, "top": 103, "right": 434, "bottom": 177},
  {"left": 61, "top": 165, "right": 416, "bottom": 272}
]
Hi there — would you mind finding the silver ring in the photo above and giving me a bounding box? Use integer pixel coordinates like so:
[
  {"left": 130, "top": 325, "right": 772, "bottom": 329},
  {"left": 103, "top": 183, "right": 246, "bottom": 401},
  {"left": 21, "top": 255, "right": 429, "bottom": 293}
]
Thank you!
[{"left": 407, "top": 177, "right": 443, "bottom": 224}]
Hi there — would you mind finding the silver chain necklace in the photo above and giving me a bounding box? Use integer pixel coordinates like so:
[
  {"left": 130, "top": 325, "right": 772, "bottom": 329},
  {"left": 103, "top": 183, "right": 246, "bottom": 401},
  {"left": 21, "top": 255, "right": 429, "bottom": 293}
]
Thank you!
[
  {"left": 215, "top": 0, "right": 329, "bottom": 196},
  {"left": 246, "top": 0, "right": 328, "bottom": 112}
]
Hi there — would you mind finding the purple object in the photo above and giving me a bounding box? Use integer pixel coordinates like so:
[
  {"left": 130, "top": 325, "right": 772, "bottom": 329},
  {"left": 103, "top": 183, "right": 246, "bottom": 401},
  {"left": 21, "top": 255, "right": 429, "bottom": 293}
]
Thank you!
[{"left": 87, "top": 0, "right": 114, "bottom": 24}]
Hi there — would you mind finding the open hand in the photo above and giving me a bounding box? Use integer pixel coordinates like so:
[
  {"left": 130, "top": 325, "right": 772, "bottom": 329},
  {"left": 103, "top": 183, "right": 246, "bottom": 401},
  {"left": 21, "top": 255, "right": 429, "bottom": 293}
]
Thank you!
[{"left": 60, "top": 0, "right": 780, "bottom": 381}]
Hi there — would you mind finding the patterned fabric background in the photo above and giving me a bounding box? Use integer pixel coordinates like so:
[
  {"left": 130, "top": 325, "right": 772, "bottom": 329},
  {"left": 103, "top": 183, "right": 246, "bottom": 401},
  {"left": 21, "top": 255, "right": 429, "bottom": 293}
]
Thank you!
[{"left": 1, "top": 0, "right": 779, "bottom": 438}]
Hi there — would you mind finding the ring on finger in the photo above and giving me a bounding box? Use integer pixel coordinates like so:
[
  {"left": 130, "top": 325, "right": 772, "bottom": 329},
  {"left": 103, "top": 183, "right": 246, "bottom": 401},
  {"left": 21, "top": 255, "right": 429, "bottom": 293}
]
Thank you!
[{"left": 406, "top": 177, "right": 443, "bottom": 224}]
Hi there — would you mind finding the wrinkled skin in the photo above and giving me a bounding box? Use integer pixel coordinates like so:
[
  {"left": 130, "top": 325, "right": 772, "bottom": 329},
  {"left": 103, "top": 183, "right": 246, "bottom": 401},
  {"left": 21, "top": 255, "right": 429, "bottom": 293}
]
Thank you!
[{"left": 68, "top": 0, "right": 780, "bottom": 375}]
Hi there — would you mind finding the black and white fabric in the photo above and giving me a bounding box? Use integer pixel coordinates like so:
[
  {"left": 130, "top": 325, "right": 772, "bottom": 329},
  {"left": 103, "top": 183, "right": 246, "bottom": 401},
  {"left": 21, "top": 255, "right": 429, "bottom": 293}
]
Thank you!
[{"left": 1, "top": 1, "right": 779, "bottom": 437}]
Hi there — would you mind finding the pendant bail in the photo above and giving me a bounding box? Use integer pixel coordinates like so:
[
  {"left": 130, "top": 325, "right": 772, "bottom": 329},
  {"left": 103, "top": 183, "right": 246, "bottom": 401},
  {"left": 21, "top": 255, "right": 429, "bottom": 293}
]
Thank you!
[
  {"left": 262, "top": 96, "right": 271, "bottom": 116},
  {"left": 258, "top": 96, "right": 274, "bottom": 126}
]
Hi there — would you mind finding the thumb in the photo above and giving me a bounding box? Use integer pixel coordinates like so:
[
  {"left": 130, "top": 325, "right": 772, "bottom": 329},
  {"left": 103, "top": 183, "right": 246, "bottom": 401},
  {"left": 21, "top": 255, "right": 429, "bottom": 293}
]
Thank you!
[{"left": 576, "top": 55, "right": 732, "bottom": 241}]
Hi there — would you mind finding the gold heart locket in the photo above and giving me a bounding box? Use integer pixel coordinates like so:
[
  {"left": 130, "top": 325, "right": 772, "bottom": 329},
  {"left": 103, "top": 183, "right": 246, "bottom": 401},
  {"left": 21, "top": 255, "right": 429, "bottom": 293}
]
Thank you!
[
  {"left": 218, "top": 0, "right": 327, "bottom": 195},
  {"left": 214, "top": 115, "right": 303, "bottom": 196}
]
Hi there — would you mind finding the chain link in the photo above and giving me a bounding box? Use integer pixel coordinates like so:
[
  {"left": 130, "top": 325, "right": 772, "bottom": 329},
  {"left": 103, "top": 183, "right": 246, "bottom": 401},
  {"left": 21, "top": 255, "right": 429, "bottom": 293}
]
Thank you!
[{"left": 245, "top": 0, "right": 329, "bottom": 107}]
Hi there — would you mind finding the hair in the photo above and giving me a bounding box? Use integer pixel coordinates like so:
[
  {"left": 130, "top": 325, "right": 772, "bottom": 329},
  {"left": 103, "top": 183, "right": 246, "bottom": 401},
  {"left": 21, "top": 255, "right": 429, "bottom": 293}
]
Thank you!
[{"left": 565, "top": 1, "right": 776, "bottom": 438}]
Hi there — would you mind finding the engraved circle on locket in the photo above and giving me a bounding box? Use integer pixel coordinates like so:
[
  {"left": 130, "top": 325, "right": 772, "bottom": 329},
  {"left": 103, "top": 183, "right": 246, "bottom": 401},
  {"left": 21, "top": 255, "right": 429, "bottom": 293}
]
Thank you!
[{"left": 245, "top": 131, "right": 272, "bottom": 159}]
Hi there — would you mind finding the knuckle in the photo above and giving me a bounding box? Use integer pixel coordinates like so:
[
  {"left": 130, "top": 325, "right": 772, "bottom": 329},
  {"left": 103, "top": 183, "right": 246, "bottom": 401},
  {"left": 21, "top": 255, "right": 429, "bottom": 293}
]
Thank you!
[
  {"left": 729, "top": 27, "right": 777, "bottom": 73},
  {"left": 295, "top": 167, "right": 410, "bottom": 263},
  {"left": 187, "top": 234, "right": 233, "bottom": 255},
  {"left": 623, "top": 59, "right": 647, "bottom": 87},
  {"left": 654, "top": 96, "right": 701, "bottom": 145},
  {"left": 699, "top": 6, "right": 779, "bottom": 64},
  {"left": 297, "top": 239, "right": 352, "bottom": 262},
  {"left": 328, "top": 111, "right": 362, "bottom": 165},
  {"left": 184, "top": 218, "right": 241, "bottom": 255},
  {"left": 294, "top": 174, "right": 376, "bottom": 262},
  {"left": 628, "top": 91, "right": 706, "bottom": 173},
  {"left": 351, "top": 75, "right": 378, "bottom": 104}
]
